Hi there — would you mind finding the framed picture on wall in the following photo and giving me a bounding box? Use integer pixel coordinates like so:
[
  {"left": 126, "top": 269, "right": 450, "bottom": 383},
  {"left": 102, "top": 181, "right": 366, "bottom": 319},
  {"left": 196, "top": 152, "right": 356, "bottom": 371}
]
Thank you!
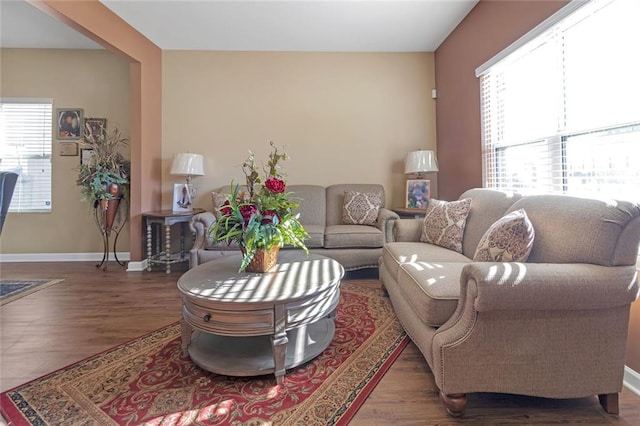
[
  {"left": 59, "top": 142, "right": 78, "bottom": 156},
  {"left": 172, "top": 183, "right": 192, "bottom": 212},
  {"left": 84, "top": 118, "right": 107, "bottom": 143},
  {"left": 56, "top": 108, "right": 83, "bottom": 140},
  {"left": 406, "top": 179, "right": 431, "bottom": 209},
  {"left": 80, "top": 148, "right": 95, "bottom": 166}
]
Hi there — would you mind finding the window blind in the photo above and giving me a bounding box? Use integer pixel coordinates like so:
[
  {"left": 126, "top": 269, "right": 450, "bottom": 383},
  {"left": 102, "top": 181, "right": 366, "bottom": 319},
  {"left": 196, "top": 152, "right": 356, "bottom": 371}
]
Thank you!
[
  {"left": 479, "top": 0, "right": 640, "bottom": 202},
  {"left": 0, "top": 99, "right": 53, "bottom": 212}
]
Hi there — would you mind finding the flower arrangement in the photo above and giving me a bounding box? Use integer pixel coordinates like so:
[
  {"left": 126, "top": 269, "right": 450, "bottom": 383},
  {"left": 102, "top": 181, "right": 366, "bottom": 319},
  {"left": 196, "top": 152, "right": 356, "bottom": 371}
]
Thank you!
[{"left": 210, "top": 143, "right": 309, "bottom": 272}]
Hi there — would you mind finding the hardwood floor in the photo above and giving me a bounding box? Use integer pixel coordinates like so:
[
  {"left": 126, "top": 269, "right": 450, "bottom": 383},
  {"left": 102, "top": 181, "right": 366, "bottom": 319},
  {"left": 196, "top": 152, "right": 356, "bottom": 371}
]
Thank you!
[{"left": 1, "top": 262, "right": 639, "bottom": 424}]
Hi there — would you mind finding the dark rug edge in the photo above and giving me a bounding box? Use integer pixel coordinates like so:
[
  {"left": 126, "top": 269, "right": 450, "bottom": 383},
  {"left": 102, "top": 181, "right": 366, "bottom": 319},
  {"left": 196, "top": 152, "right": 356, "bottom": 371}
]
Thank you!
[
  {"left": 0, "top": 279, "right": 64, "bottom": 306},
  {"left": 334, "top": 334, "right": 410, "bottom": 426}
]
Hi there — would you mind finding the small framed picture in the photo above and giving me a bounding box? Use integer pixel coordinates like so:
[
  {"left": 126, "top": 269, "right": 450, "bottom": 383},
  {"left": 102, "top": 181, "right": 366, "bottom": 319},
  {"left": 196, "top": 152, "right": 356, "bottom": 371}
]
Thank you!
[
  {"left": 84, "top": 118, "right": 107, "bottom": 143},
  {"left": 406, "top": 179, "right": 431, "bottom": 209},
  {"left": 56, "top": 108, "right": 83, "bottom": 140},
  {"left": 59, "top": 142, "right": 78, "bottom": 156},
  {"left": 172, "top": 183, "right": 192, "bottom": 212},
  {"left": 80, "top": 148, "right": 95, "bottom": 166}
]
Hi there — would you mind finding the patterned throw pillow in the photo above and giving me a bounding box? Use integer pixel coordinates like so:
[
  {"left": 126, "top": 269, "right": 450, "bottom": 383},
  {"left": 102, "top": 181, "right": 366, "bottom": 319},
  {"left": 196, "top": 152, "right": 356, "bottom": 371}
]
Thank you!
[
  {"left": 210, "top": 192, "right": 230, "bottom": 219},
  {"left": 473, "top": 209, "right": 535, "bottom": 262},
  {"left": 420, "top": 198, "right": 472, "bottom": 253},
  {"left": 342, "top": 191, "right": 382, "bottom": 226}
]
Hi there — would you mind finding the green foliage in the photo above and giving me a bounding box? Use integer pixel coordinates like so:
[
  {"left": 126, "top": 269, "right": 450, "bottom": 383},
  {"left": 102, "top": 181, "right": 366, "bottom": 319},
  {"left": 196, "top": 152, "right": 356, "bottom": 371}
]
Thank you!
[
  {"left": 209, "top": 145, "right": 309, "bottom": 272},
  {"left": 76, "top": 125, "right": 131, "bottom": 204}
]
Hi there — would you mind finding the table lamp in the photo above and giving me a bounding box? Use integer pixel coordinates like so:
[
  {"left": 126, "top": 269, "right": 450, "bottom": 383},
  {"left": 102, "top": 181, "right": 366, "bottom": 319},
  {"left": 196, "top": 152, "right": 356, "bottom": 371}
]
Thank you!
[
  {"left": 170, "top": 153, "right": 204, "bottom": 200},
  {"left": 404, "top": 150, "right": 438, "bottom": 179}
]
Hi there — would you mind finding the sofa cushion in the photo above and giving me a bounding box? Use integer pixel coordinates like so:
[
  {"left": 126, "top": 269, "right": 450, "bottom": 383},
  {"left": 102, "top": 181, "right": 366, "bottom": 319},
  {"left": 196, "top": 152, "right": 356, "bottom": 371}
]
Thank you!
[
  {"left": 342, "top": 191, "right": 382, "bottom": 225},
  {"left": 506, "top": 195, "right": 640, "bottom": 266},
  {"left": 459, "top": 188, "right": 522, "bottom": 259},
  {"left": 324, "top": 225, "right": 383, "bottom": 249},
  {"left": 304, "top": 224, "right": 325, "bottom": 248},
  {"left": 326, "top": 184, "right": 386, "bottom": 226},
  {"left": 473, "top": 209, "right": 535, "bottom": 262},
  {"left": 382, "top": 242, "right": 471, "bottom": 280},
  {"left": 398, "top": 262, "right": 467, "bottom": 327},
  {"left": 210, "top": 191, "right": 230, "bottom": 219},
  {"left": 420, "top": 198, "right": 472, "bottom": 253},
  {"left": 290, "top": 185, "right": 326, "bottom": 227}
]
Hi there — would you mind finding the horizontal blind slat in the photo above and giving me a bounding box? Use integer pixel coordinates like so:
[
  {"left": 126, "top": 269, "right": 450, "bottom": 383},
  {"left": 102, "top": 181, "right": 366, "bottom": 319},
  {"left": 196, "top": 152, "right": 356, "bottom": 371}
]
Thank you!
[
  {"left": 479, "top": 0, "right": 639, "bottom": 203},
  {"left": 0, "top": 100, "right": 53, "bottom": 212}
]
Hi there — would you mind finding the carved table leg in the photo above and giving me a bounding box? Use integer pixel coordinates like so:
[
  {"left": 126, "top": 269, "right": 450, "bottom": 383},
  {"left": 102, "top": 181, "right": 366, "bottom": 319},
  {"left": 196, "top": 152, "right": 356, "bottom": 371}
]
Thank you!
[
  {"left": 165, "top": 224, "right": 171, "bottom": 274},
  {"left": 180, "top": 222, "right": 186, "bottom": 261},
  {"left": 181, "top": 319, "right": 192, "bottom": 357},
  {"left": 440, "top": 391, "right": 467, "bottom": 417},
  {"left": 146, "top": 221, "right": 153, "bottom": 272},
  {"left": 599, "top": 393, "right": 619, "bottom": 414},
  {"left": 272, "top": 304, "right": 288, "bottom": 385}
]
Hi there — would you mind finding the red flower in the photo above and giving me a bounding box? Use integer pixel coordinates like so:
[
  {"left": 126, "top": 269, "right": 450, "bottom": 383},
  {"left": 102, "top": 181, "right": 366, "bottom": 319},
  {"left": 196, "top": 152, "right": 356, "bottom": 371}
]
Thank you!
[
  {"left": 261, "top": 210, "right": 279, "bottom": 225},
  {"left": 239, "top": 204, "right": 259, "bottom": 224},
  {"left": 265, "top": 177, "right": 286, "bottom": 194},
  {"left": 220, "top": 200, "right": 232, "bottom": 217}
]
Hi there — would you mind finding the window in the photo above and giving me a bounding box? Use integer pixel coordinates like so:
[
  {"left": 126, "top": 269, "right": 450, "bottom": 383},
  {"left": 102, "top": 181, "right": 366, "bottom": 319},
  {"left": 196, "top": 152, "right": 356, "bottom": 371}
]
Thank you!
[
  {"left": 0, "top": 99, "right": 53, "bottom": 212},
  {"left": 477, "top": 0, "right": 640, "bottom": 202}
]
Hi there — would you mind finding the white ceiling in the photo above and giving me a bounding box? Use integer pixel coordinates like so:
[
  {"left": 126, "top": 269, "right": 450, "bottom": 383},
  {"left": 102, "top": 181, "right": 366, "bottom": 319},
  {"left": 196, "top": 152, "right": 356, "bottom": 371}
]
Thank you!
[
  {"left": 1, "top": 0, "right": 478, "bottom": 52},
  {"left": 0, "top": 0, "right": 103, "bottom": 49}
]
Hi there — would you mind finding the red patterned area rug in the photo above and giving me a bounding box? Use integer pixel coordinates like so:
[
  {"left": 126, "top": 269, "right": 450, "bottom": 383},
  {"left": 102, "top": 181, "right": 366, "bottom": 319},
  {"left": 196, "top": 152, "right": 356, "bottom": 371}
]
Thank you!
[{"left": 1, "top": 282, "right": 408, "bottom": 425}]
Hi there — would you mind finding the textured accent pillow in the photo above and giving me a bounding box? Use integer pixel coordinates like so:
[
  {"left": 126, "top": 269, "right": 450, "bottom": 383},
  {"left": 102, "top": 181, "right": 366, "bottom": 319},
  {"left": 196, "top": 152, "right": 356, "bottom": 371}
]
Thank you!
[
  {"left": 342, "top": 191, "right": 382, "bottom": 226},
  {"left": 473, "top": 209, "right": 535, "bottom": 262},
  {"left": 420, "top": 198, "right": 472, "bottom": 253},
  {"left": 210, "top": 192, "right": 230, "bottom": 219}
]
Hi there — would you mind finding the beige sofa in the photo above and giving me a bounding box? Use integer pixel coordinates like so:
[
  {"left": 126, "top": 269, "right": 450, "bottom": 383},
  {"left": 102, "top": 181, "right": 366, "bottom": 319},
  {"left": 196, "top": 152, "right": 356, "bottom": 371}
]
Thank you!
[
  {"left": 380, "top": 188, "right": 640, "bottom": 416},
  {"left": 190, "top": 184, "right": 399, "bottom": 270}
]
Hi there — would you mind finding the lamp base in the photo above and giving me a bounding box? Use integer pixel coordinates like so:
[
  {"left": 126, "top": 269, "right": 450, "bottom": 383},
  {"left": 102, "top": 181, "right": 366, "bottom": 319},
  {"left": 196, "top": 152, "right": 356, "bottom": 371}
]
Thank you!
[{"left": 185, "top": 175, "right": 197, "bottom": 200}]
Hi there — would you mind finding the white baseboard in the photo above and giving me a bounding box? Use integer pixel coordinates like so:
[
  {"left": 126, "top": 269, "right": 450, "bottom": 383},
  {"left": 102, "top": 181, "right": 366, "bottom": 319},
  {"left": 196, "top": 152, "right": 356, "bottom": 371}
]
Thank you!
[
  {"left": 624, "top": 365, "right": 640, "bottom": 396},
  {"left": 0, "top": 252, "right": 131, "bottom": 262},
  {"left": 126, "top": 259, "right": 148, "bottom": 272}
]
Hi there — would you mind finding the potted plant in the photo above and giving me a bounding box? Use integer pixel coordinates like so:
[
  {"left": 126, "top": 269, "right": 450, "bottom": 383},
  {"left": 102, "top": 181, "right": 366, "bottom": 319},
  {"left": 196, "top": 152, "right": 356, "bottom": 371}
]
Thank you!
[
  {"left": 210, "top": 143, "right": 309, "bottom": 272},
  {"left": 76, "top": 123, "right": 131, "bottom": 231}
]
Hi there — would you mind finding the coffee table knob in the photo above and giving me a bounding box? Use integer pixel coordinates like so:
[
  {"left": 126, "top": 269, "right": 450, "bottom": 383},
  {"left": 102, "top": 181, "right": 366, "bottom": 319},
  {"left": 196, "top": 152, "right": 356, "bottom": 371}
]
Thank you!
[{"left": 203, "top": 314, "right": 211, "bottom": 323}]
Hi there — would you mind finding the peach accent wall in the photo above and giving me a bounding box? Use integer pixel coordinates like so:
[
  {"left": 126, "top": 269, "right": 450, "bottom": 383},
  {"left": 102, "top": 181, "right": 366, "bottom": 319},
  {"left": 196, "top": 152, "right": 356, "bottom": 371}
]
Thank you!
[
  {"left": 0, "top": 48, "right": 130, "bottom": 253},
  {"left": 434, "top": 0, "right": 568, "bottom": 201},
  {"left": 161, "top": 51, "right": 437, "bottom": 210},
  {"left": 28, "top": 0, "right": 162, "bottom": 261}
]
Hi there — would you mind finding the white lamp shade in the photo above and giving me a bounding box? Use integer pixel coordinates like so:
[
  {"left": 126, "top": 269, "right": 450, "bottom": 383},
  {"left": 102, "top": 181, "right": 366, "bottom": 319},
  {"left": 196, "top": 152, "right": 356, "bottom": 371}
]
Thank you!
[
  {"left": 170, "top": 153, "right": 204, "bottom": 176},
  {"left": 405, "top": 150, "right": 439, "bottom": 174}
]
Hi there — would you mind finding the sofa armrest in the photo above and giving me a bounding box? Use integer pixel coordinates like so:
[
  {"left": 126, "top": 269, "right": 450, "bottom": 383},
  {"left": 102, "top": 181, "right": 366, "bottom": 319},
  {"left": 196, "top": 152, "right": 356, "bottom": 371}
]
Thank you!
[
  {"left": 377, "top": 208, "right": 400, "bottom": 244},
  {"left": 461, "top": 262, "right": 639, "bottom": 312},
  {"left": 189, "top": 212, "right": 216, "bottom": 268},
  {"left": 393, "top": 218, "right": 423, "bottom": 242}
]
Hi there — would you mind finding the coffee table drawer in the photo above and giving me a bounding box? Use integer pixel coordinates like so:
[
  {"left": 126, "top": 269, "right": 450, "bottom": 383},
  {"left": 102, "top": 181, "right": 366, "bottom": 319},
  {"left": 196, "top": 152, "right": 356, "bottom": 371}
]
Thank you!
[{"left": 183, "top": 301, "right": 274, "bottom": 336}]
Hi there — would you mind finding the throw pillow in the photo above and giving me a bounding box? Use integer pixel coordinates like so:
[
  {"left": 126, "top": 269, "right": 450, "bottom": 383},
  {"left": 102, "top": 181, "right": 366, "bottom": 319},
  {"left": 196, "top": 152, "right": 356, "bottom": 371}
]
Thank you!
[
  {"left": 210, "top": 191, "right": 230, "bottom": 219},
  {"left": 342, "top": 191, "right": 382, "bottom": 226},
  {"left": 420, "top": 198, "right": 472, "bottom": 253},
  {"left": 473, "top": 209, "right": 535, "bottom": 262}
]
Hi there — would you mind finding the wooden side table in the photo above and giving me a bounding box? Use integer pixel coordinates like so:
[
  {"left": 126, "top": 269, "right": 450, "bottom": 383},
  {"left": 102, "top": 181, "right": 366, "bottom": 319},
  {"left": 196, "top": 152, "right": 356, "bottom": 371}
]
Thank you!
[
  {"left": 392, "top": 207, "right": 427, "bottom": 219},
  {"left": 143, "top": 208, "right": 204, "bottom": 274}
]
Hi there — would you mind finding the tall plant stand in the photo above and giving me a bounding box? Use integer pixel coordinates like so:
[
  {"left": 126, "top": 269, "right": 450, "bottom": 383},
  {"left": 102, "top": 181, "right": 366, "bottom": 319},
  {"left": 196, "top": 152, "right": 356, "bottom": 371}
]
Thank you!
[{"left": 94, "top": 197, "right": 128, "bottom": 271}]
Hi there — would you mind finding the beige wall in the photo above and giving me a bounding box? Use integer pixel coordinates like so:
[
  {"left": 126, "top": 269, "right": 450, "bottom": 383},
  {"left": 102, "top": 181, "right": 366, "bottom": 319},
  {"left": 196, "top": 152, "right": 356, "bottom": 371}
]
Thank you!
[
  {"left": 162, "top": 51, "right": 436, "bottom": 210},
  {"left": 0, "top": 48, "right": 130, "bottom": 254},
  {"left": 31, "top": 0, "right": 164, "bottom": 261}
]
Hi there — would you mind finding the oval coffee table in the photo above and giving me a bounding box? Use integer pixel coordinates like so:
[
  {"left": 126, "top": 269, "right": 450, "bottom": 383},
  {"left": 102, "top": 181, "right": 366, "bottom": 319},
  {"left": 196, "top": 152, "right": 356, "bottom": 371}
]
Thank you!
[{"left": 177, "top": 252, "right": 344, "bottom": 384}]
